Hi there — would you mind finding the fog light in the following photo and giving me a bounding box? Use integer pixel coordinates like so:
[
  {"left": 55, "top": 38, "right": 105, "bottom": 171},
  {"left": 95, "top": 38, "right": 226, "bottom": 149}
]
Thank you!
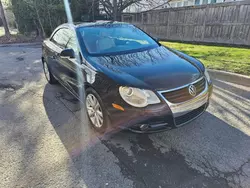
[{"left": 140, "top": 124, "right": 149, "bottom": 131}]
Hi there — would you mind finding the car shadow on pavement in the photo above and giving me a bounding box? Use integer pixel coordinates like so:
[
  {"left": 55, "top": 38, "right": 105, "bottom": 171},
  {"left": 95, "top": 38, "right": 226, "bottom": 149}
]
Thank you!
[{"left": 43, "top": 82, "right": 250, "bottom": 188}]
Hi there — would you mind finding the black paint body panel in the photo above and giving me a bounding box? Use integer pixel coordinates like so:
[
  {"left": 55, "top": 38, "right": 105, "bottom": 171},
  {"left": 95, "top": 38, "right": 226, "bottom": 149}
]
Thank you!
[{"left": 42, "top": 22, "right": 213, "bottom": 133}]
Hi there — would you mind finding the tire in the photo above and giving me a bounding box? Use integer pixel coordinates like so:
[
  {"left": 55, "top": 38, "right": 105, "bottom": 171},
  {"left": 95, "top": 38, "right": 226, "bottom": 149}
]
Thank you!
[
  {"left": 85, "top": 87, "right": 109, "bottom": 133},
  {"left": 43, "top": 61, "right": 57, "bottom": 84}
]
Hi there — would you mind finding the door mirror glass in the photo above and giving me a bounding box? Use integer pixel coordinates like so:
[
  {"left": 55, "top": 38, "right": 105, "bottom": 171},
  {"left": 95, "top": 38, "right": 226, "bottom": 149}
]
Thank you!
[{"left": 60, "top": 48, "right": 75, "bottom": 58}]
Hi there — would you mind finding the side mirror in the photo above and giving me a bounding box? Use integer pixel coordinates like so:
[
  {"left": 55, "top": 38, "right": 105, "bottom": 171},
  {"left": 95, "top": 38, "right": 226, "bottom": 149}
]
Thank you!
[{"left": 60, "top": 48, "right": 75, "bottom": 58}]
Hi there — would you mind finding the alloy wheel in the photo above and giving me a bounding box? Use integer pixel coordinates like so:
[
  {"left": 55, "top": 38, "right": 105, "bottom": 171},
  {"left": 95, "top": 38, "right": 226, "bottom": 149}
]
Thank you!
[{"left": 86, "top": 94, "right": 103, "bottom": 128}]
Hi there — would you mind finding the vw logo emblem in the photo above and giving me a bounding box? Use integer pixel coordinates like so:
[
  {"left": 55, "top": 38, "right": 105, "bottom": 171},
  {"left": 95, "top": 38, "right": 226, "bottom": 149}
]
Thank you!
[{"left": 189, "top": 85, "right": 196, "bottom": 96}]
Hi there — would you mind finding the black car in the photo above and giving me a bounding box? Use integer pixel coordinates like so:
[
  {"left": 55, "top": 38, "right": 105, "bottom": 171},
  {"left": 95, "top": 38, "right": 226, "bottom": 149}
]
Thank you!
[{"left": 42, "top": 21, "right": 213, "bottom": 133}]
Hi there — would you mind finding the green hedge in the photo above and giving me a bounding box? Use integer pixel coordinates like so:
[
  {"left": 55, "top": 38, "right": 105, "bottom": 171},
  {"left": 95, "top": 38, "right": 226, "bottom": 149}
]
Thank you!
[{"left": 11, "top": 0, "right": 100, "bottom": 37}]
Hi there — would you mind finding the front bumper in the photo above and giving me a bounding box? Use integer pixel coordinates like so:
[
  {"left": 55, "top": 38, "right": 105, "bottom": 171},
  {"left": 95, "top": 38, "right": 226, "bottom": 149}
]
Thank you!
[{"left": 108, "top": 80, "right": 213, "bottom": 133}]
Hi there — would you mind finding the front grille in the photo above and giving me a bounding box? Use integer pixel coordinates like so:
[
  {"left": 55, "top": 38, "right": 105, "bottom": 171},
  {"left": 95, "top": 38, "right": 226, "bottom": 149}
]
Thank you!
[
  {"left": 162, "top": 77, "right": 206, "bottom": 103},
  {"left": 175, "top": 104, "right": 206, "bottom": 126}
]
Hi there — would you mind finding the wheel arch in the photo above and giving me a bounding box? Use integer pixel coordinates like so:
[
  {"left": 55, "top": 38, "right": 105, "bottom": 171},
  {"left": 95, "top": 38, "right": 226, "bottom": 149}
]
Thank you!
[{"left": 41, "top": 56, "right": 45, "bottom": 63}]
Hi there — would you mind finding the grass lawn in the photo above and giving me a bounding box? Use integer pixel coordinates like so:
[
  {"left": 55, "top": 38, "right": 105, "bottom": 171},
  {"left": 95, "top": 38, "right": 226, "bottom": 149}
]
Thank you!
[{"left": 161, "top": 42, "right": 250, "bottom": 76}]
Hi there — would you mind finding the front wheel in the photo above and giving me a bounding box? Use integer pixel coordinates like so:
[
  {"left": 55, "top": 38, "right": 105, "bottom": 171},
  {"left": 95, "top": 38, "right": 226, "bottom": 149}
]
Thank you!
[
  {"left": 85, "top": 88, "right": 109, "bottom": 133},
  {"left": 43, "top": 61, "right": 57, "bottom": 84}
]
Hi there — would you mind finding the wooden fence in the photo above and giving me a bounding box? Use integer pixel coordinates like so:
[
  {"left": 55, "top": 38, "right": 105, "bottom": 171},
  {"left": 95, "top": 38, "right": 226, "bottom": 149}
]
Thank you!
[{"left": 122, "top": 1, "right": 250, "bottom": 46}]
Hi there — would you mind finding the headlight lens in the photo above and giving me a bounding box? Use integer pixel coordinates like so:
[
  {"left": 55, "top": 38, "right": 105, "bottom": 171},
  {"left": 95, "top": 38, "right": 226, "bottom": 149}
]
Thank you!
[
  {"left": 119, "top": 86, "right": 160, "bottom": 107},
  {"left": 204, "top": 69, "right": 211, "bottom": 82}
]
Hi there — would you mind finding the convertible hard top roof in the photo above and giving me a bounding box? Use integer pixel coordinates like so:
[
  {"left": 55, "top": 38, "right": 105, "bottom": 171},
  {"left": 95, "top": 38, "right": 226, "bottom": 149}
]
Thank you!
[{"left": 60, "top": 21, "right": 129, "bottom": 28}]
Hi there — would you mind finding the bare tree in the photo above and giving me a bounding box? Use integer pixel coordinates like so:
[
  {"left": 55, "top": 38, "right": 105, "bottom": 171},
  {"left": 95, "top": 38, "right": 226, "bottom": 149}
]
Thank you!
[
  {"left": 100, "top": 0, "right": 173, "bottom": 21},
  {"left": 0, "top": 0, "right": 10, "bottom": 38},
  {"left": 100, "top": 0, "right": 143, "bottom": 20},
  {"left": 113, "top": 0, "right": 117, "bottom": 21}
]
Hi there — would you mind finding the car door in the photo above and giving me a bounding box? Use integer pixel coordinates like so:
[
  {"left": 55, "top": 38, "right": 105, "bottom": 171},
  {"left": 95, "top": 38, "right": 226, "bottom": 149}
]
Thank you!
[
  {"left": 57, "top": 32, "right": 80, "bottom": 97},
  {"left": 48, "top": 28, "right": 72, "bottom": 81}
]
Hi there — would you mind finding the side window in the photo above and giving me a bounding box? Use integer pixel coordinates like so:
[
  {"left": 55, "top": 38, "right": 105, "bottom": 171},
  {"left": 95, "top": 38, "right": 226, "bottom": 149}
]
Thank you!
[
  {"left": 66, "top": 37, "right": 78, "bottom": 52},
  {"left": 51, "top": 28, "right": 72, "bottom": 48},
  {"left": 203, "top": 0, "right": 208, "bottom": 4},
  {"left": 195, "top": 0, "right": 200, "bottom": 5}
]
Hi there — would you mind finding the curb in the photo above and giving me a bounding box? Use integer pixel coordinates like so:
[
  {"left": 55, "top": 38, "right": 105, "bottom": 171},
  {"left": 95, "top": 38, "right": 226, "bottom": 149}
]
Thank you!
[
  {"left": 0, "top": 42, "right": 41, "bottom": 47},
  {"left": 208, "top": 69, "right": 250, "bottom": 87},
  {"left": 1, "top": 43, "right": 249, "bottom": 87}
]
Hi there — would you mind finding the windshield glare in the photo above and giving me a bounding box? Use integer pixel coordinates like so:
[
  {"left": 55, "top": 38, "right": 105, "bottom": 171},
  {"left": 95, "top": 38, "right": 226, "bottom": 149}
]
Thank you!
[{"left": 77, "top": 24, "right": 158, "bottom": 55}]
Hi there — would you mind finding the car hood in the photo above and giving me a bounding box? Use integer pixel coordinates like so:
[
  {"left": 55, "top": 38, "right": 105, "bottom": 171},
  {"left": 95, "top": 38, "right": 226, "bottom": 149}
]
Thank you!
[{"left": 89, "top": 46, "right": 203, "bottom": 90}]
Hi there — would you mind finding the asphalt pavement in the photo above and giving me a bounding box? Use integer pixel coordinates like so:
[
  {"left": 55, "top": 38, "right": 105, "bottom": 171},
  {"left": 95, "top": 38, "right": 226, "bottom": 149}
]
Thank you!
[{"left": 0, "top": 45, "right": 250, "bottom": 188}]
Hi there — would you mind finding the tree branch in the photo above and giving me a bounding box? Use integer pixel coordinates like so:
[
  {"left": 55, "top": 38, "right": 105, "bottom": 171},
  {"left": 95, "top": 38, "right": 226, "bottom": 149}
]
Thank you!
[
  {"left": 122, "top": 0, "right": 141, "bottom": 11},
  {"left": 146, "top": 0, "right": 173, "bottom": 11}
]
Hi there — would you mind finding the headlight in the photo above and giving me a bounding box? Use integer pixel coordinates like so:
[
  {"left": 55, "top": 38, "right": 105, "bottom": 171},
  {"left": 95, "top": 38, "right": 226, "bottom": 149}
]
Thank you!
[
  {"left": 204, "top": 69, "right": 211, "bottom": 82},
  {"left": 119, "top": 86, "right": 160, "bottom": 107}
]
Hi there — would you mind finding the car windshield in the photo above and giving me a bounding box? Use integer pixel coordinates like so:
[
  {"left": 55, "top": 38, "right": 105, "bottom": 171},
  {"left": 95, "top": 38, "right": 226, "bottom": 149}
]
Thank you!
[{"left": 77, "top": 24, "right": 159, "bottom": 55}]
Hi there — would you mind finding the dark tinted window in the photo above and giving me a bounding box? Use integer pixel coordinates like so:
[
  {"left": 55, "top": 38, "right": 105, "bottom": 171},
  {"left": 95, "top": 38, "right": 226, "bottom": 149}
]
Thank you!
[{"left": 51, "top": 28, "right": 72, "bottom": 47}]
